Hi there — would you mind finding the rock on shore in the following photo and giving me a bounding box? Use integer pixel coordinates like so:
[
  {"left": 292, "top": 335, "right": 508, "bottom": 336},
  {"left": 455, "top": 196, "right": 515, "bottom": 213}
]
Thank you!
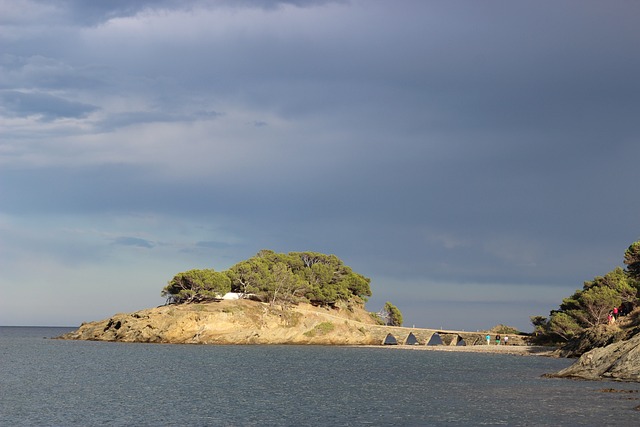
[{"left": 550, "top": 332, "right": 640, "bottom": 382}]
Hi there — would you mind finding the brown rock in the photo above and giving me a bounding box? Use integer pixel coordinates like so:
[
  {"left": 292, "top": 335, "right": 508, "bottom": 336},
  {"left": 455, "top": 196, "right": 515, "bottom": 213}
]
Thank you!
[
  {"left": 61, "top": 300, "right": 385, "bottom": 345},
  {"left": 550, "top": 332, "right": 640, "bottom": 382}
]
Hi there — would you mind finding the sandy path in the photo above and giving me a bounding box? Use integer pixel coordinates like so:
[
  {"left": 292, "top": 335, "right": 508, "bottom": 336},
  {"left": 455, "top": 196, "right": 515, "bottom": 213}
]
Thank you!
[{"left": 359, "top": 344, "right": 558, "bottom": 356}]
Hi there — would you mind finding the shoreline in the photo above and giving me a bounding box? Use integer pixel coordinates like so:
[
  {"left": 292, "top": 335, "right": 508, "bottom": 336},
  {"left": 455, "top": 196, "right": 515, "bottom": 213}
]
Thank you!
[{"left": 359, "top": 344, "right": 558, "bottom": 357}]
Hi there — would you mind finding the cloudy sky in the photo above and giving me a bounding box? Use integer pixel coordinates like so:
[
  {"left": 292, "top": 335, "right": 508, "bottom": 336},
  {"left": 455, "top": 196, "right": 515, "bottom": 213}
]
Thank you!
[{"left": 2, "top": 0, "right": 639, "bottom": 331}]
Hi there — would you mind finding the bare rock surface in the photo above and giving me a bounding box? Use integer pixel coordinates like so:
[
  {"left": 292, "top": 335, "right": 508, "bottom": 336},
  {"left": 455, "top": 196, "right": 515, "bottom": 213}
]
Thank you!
[
  {"left": 61, "top": 300, "right": 383, "bottom": 345},
  {"left": 550, "top": 332, "right": 640, "bottom": 382}
]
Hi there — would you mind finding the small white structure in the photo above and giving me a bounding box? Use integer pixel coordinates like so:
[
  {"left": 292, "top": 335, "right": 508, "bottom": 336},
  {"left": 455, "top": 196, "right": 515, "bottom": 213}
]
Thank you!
[{"left": 221, "top": 292, "right": 242, "bottom": 300}]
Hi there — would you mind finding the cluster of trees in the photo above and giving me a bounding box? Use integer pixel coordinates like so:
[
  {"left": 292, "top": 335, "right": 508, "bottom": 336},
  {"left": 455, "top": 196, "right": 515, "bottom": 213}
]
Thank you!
[
  {"left": 161, "top": 250, "right": 373, "bottom": 308},
  {"left": 531, "top": 241, "right": 640, "bottom": 342}
]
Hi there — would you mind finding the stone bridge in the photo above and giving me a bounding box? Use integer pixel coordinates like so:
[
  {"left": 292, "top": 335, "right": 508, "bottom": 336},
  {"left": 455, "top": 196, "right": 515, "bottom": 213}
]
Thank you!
[{"left": 364, "top": 325, "right": 531, "bottom": 346}]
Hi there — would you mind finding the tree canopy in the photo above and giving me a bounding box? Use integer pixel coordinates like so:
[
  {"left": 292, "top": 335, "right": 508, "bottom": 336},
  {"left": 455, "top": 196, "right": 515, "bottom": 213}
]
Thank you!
[
  {"left": 162, "top": 250, "right": 372, "bottom": 308},
  {"left": 226, "top": 250, "right": 372, "bottom": 307},
  {"left": 380, "top": 301, "right": 403, "bottom": 326},
  {"left": 624, "top": 241, "right": 640, "bottom": 280},
  {"left": 532, "top": 241, "right": 640, "bottom": 343},
  {"left": 161, "top": 269, "right": 231, "bottom": 304}
]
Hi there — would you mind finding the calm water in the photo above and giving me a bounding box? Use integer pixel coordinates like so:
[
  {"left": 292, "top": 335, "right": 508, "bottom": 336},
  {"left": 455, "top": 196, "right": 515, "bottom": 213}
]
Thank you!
[{"left": 2, "top": 327, "right": 640, "bottom": 426}]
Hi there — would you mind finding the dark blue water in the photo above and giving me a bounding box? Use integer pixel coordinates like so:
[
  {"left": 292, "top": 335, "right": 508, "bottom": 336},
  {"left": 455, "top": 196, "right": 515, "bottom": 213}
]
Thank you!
[{"left": 2, "top": 327, "right": 640, "bottom": 426}]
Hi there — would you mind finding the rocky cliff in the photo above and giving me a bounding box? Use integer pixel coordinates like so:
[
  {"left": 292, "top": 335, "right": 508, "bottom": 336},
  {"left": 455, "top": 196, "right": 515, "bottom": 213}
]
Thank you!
[{"left": 550, "top": 332, "right": 640, "bottom": 382}]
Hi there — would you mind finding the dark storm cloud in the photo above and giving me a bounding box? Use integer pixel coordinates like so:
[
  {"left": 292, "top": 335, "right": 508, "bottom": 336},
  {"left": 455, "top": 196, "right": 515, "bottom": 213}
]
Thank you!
[
  {"left": 2, "top": 126, "right": 633, "bottom": 290},
  {"left": 2, "top": 1, "right": 640, "bottom": 329}
]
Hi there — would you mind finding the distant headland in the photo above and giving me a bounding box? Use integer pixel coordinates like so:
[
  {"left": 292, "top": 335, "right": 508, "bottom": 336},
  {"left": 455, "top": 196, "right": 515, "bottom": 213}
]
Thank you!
[{"left": 60, "top": 250, "right": 531, "bottom": 347}]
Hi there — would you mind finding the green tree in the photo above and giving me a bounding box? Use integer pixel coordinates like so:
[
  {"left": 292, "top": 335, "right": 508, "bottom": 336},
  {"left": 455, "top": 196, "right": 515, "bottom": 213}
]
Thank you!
[
  {"left": 265, "top": 262, "right": 307, "bottom": 307},
  {"left": 161, "top": 269, "right": 231, "bottom": 304},
  {"left": 547, "top": 311, "right": 582, "bottom": 341},
  {"left": 530, "top": 315, "right": 548, "bottom": 336},
  {"left": 226, "top": 250, "right": 371, "bottom": 307},
  {"left": 624, "top": 240, "right": 640, "bottom": 280},
  {"left": 579, "top": 285, "right": 620, "bottom": 327},
  {"left": 381, "top": 301, "right": 403, "bottom": 326},
  {"left": 226, "top": 257, "right": 272, "bottom": 297},
  {"left": 531, "top": 241, "right": 640, "bottom": 343},
  {"left": 584, "top": 267, "right": 637, "bottom": 304}
]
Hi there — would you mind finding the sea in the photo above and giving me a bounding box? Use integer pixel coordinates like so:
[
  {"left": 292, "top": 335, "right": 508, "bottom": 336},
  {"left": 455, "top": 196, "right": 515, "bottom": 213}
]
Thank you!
[{"left": 2, "top": 327, "right": 640, "bottom": 426}]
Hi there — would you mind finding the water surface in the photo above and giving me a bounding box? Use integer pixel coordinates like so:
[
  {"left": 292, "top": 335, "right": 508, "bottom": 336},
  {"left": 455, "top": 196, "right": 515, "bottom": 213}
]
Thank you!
[{"left": 1, "top": 327, "right": 639, "bottom": 426}]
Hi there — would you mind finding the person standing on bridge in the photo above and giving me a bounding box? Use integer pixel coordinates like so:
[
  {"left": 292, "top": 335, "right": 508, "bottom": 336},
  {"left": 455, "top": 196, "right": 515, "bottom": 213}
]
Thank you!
[
  {"left": 504, "top": 336, "right": 509, "bottom": 345},
  {"left": 496, "top": 334, "right": 501, "bottom": 345},
  {"left": 486, "top": 334, "right": 491, "bottom": 345}
]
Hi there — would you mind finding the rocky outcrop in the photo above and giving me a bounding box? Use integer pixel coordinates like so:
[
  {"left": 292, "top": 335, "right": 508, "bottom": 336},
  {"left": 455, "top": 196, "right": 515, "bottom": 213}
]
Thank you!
[
  {"left": 59, "top": 299, "right": 531, "bottom": 346},
  {"left": 555, "top": 325, "right": 628, "bottom": 358},
  {"left": 61, "top": 299, "right": 384, "bottom": 345},
  {"left": 550, "top": 332, "right": 640, "bottom": 382}
]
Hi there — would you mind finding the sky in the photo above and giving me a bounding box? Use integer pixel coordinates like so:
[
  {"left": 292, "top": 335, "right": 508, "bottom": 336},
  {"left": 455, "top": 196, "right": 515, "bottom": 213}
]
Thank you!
[{"left": 1, "top": 0, "right": 639, "bottom": 331}]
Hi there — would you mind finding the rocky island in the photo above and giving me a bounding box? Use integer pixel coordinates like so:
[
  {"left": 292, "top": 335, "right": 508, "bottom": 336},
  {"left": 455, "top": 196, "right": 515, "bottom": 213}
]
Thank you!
[
  {"left": 62, "top": 298, "right": 389, "bottom": 345},
  {"left": 60, "top": 297, "right": 532, "bottom": 347},
  {"left": 60, "top": 249, "right": 532, "bottom": 347}
]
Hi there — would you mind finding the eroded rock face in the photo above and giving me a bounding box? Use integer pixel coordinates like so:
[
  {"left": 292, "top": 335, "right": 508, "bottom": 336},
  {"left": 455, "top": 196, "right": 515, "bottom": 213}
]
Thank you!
[{"left": 550, "top": 333, "right": 640, "bottom": 382}]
